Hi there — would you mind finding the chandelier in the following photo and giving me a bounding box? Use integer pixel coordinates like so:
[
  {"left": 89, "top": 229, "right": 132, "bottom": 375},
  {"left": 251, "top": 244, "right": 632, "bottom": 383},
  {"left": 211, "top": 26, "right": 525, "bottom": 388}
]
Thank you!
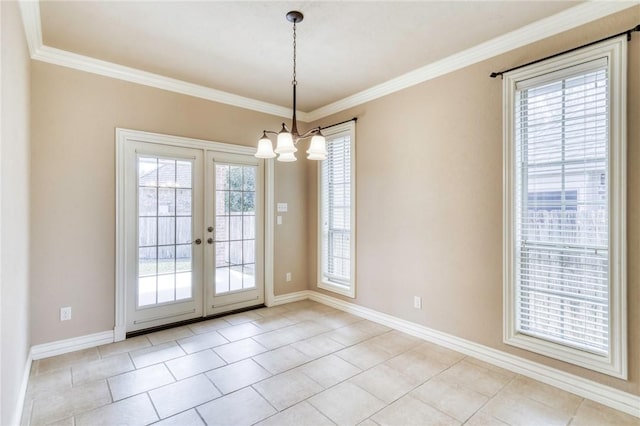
[{"left": 254, "top": 11, "right": 327, "bottom": 162}]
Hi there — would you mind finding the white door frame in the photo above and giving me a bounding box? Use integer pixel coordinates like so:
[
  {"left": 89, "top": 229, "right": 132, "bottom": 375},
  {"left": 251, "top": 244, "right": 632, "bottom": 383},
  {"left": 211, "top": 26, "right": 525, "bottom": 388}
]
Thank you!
[{"left": 115, "top": 128, "right": 275, "bottom": 341}]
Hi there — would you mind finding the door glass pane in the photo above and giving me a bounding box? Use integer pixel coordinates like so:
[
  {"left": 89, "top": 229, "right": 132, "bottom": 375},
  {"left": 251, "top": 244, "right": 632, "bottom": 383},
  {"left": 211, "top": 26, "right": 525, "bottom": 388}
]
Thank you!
[
  {"left": 214, "top": 163, "right": 257, "bottom": 294},
  {"left": 137, "top": 156, "right": 193, "bottom": 307}
]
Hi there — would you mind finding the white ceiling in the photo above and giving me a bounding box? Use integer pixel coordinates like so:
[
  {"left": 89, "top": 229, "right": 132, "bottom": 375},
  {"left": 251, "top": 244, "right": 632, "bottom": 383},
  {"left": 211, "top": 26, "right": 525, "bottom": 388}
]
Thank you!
[{"left": 39, "top": 1, "right": 583, "bottom": 112}]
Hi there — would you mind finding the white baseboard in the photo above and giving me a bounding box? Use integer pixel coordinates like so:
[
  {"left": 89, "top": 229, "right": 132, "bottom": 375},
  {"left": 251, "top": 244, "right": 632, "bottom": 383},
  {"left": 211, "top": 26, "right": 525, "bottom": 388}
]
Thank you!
[
  {"left": 21, "top": 291, "right": 639, "bottom": 418},
  {"left": 271, "top": 290, "right": 311, "bottom": 306},
  {"left": 306, "top": 291, "right": 640, "bottom": 418},
  {"left": 11, "top": 352, "right": 33, "bottom": 426},
  {"left": 30, "top": 330, "right": 114, "bottom": 361}
]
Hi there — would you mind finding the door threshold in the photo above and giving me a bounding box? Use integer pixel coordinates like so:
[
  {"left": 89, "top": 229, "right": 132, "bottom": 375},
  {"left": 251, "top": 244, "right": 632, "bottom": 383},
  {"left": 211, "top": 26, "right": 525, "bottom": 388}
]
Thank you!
[{"left": 126, "top": 303, "right": 266, "bottom": 338}]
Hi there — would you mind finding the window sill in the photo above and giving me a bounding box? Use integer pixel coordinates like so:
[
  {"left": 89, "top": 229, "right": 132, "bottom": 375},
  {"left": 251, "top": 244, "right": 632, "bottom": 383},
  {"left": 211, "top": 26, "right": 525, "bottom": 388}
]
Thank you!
[{"left": 318, "top": 280, "right": 355, "bottom": 298}]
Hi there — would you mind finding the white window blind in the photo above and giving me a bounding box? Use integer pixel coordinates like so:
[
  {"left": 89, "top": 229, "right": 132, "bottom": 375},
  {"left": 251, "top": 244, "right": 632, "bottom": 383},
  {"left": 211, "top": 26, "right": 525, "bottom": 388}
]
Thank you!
[
  {"left": 319, "top": 123, "right": 355, "bottom": 296},
  {"left": 514, "top": 59, "right": 610, "bottom": 355}
]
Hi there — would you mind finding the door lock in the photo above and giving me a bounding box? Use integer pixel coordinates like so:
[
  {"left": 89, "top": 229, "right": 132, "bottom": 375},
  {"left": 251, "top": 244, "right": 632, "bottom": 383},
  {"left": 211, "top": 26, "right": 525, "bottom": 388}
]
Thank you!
[
  {"left": 207, "top": 226, "right": 214, "bottom": 232},
  {"left": 207, "top": 238, "right": 214, "bottom": 244}
]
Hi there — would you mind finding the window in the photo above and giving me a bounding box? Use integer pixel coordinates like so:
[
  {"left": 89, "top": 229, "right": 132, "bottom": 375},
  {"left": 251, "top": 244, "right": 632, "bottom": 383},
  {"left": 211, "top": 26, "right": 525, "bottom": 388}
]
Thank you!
[
  {"left": 318, "top": 122, "right": 356, "bottom": 297},
  {"left": 503, "top": 37, "right": 627, "bottom": 378}
]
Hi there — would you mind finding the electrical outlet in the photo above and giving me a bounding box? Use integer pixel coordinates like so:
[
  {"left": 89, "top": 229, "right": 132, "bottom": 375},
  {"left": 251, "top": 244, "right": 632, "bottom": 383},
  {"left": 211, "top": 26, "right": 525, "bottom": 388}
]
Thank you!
[
  {"left": 286, "top": 272, "right": 292, "bottom": 282},
  {"left": 60, "top": 306, "right": 72, "bottom": 321},
  {"left": 413, "top": 296, "right": 422, "bottom": 309},
  {"left": 277, "top": 215, "right": 283, "bottom": 225}
]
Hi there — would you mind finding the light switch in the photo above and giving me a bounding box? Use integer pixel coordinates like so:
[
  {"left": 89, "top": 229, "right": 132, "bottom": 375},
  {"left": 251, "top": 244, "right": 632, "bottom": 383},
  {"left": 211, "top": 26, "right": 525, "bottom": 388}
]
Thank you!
[
  {"left": 277, "top": 203, "right": 288, "bottom": 212},
  {"left": 277, "top": 215, "right": 282, "bottom": 225}
]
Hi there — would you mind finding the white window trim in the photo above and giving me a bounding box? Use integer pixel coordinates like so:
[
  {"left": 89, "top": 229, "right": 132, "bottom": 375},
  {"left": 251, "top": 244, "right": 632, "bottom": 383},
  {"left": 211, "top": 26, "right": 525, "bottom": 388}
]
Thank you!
[
  {"left": 317, "top": 122, "right": 356, "bottom": 298},
  {"left": 503, "top": 37, "right": 627, "bottom": 378}
]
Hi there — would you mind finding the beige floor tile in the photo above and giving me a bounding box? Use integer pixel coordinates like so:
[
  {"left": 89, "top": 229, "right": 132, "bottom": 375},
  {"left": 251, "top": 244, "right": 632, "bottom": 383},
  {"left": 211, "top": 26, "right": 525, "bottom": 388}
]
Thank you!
[
  {"left": 75, "top": 393, "right": 158, "bottom": 426},
  {"left": 224, "top": 310, "right": 263, "bottom": 325},
  {"left": 292, "top": 333, "right": 346, "bottom": 359},
  {"left": 97, "top": 335, "right": 151, "bottom": 358},
  {"left": 410, "top": 341, "right": 465, "bottom": 366},
  {"left": 464, "top": 357, "right": 517, "bottom": 378},
  {"left": 165, "top": 349, "right": 226, "bottom": 380},
  {"left": 30, "top": 380, "right": 111, "bottom": 425},
  {"left": 371, "top": 394, "right": 459, "bottom": 426},
  {"left": 465, "top": 410, "right": 509, "bottom": 426},
  {"left": 252, "top": 305, "right": 293, "bottom": 318},
  {"left": 383, "top": 350, "right": 449, "bottom": 384},
  {"left": 108, "top": 363, "right": 174, "bottom": 401},
  {"left": 35, "top": 348, "right": 100, "bottom": 375},
  {"left": 436, "top": 359, "right": 512, "bottom": 397},
  {"left": 149, "top": 374, "right": 221, "bottom": 418},
  {"left": 71, "top": 353, "right": 134, "bottom": 385},
  {"left": 254, "top": 370, "right": 323, "bottom": 410},
  {"left": 252, "top": 327, "right": 302, "bottom": 350},
  {"left": 45, "top": 416, "right": 74, "bottom": 426},
  {"left": 350, "top": 320, "right": 392, "bottom": 337},
  {"left": 482, "top": 393, "right": 573, "bottom": 426},
  {"left": 26, "top": 368, "right": 72, "bottom": 398},
  {"left": 287, "top": 320, "right": 331, "bottom": 339},
  {"left": 129, "top": 341, "right": 186, "bottom": 368},
  {"left": 368, "top": 330, "right": 421, "bottom": 356},
  {"left": 252, "top": 314, "right": 295, "bottom": 331},
  {"left": 357, "top": 419, "right": 380, "bottom": 426},
  {"left": 350, "top": 363, "right": 417, "bottom": 403},
  {"left": 206, "top": 358, "right": 271, "bottom": 394},
  {"left": 256, "top": 401, "right": 335, "bottom": 426},
  {"left": 253, "top": 345, "right": 311, "bottom": 374},
  {"left": 217, "top": 322, "right": 264, "bottom": 341},
  {"left": 154, "top": 409, "right": 205, "bottom": 426},
  {"left": 147, "top": 326, "right": 195, "bottom": 345},
  {"left": 297, "top": 354, "right": 362, "bottom": 388},
  {"left": 309, "top": 381, "right": 386, "bottom": 426},
  {"left": 335, "top": 341, "right": 395, "bottom": 370},
  {"left": 571, "top": 399, "right": 640, "bottom": 426},
  {"left": 314, "top": 311, "right": 363, "bottom": 329},
  {"left": 324, "top": 324, "right": 376, "bottom": 346},
  {"left": 197, "top": 387, "right": 277, "bottom": 426},
  {"left": 213, "top": 338, "right": 268, "bottom": 363},
  {"left": 177, "top": 330, "right": 228, "bottom": 354},
  {"left": 188, "top": 318, "right": 231, "bottom": 334},
  {"left": 502, "top": 376, "right": 582, "bottom": 417},
  {"left": 411, "top": 376, "right": 488, "bottom": 422}
]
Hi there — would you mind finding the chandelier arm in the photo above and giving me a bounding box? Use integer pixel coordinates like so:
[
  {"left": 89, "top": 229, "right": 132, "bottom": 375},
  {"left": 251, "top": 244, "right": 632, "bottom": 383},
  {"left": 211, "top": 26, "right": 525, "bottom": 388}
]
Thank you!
[{"left": 297, "top": 127, "right": 322, "bottom": 140}]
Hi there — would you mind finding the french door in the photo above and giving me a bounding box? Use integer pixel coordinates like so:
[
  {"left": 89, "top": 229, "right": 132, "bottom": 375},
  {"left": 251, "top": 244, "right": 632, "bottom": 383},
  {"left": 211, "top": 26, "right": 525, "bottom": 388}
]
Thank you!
[
  {"left": 206, "top": 152, "right": 264, "bottom": 314},
  {"left": 123, "top": 138, "right": 264, "bottom": 332}
]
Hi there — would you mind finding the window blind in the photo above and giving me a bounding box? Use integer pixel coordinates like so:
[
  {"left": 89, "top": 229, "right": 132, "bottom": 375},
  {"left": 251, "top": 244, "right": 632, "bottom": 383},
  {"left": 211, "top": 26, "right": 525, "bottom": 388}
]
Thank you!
[
  {"left": 514, "top": 59, "right": 609, "bottom": 355},
  {"left": 321, "top": 135, "right": 351, "bottom": 287}
]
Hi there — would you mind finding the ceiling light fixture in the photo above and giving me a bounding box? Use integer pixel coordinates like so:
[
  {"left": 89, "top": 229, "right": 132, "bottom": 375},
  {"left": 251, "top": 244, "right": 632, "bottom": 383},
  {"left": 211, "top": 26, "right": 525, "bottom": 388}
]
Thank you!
[{"left": 254, "top": 11, "right": 327, "bottom": 162}]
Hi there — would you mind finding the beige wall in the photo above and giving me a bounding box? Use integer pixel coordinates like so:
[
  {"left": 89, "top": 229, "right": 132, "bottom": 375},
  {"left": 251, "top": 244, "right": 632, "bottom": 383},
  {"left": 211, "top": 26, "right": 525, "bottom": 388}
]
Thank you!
[
  {"left": 308, "top": 7, "right": 640, "bottom": 396},
  {"left": 1, "top": 1, "right": 32, "bottom": 423},
  {"left": 30, "top": 62, "right": 307, "bottom": 345}
]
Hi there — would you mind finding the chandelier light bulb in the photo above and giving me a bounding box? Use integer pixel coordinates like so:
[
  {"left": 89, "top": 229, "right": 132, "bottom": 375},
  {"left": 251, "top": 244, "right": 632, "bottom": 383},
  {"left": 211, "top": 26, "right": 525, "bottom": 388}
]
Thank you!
[
  {"left": 255, "top": 132, "right": 276, "bottom": 159},
  {"left": 278, "top": 152, "right": 297, "bottom": 162}
]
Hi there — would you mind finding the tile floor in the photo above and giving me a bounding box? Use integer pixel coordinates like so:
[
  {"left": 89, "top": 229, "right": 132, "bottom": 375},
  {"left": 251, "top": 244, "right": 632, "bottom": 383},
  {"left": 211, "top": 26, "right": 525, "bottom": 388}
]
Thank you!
[{"left": 21, "top": 300, "right": 639, "bottom": 426}]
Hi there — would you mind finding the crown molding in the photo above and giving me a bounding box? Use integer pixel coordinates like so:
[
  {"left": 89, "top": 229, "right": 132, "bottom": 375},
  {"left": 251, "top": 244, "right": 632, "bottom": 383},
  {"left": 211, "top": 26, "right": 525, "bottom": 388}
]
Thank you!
[
  {"left": 304, "top": 0, "right": 638, "bottom": 122},
  {"left": 17, "top": 0, "right": 41, "bottom": 57},
  {"left": 18, "top": 0, "right": 636, "bottom": 123},
  {"left": 33, "top": 46, "right": 299, "bottom": 120}
]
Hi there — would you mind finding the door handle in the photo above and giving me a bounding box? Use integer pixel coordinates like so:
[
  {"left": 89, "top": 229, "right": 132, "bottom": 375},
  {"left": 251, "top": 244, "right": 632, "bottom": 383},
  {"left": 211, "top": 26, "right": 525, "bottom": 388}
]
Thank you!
[
  {"left": 207, "top": 238, "right": 214, "bottom": 244},
  {"left": 193, "top": 238, "right": 202, "bottom": 245}
]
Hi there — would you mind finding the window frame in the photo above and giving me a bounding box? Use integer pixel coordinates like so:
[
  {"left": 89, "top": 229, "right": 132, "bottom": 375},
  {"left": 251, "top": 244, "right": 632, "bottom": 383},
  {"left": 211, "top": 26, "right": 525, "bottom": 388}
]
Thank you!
[
  {"left": 503, "top": 37, "right": 627, "bottom": 378},
  {"left": 317, "top": 121, "right": 356, "bottom": 298}
]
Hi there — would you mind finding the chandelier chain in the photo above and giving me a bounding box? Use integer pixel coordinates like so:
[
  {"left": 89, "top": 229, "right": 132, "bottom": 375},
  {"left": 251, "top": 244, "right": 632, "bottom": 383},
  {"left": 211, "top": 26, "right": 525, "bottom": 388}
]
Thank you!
[{"left": 292, "top": 22, "right": 297, "bottom": 86}]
